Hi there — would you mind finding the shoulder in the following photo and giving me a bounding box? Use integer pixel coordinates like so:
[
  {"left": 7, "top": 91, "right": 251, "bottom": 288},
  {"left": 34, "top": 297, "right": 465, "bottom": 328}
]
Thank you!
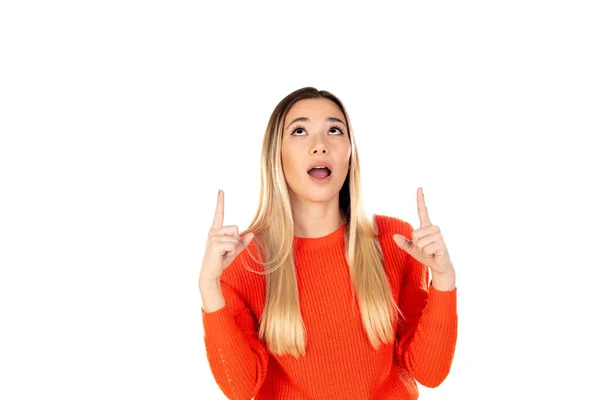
[
  {"left": 373, "top": 214, "right": 414, "bottom": 237},
  {"left": 372, "top": 214, "right": 416, "bottom": 268}
]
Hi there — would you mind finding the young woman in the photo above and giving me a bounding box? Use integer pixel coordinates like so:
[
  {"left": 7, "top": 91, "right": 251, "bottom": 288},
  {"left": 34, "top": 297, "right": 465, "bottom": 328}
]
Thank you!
[{"left": 199, "top": 87, "right": 457, "bottom": 400}]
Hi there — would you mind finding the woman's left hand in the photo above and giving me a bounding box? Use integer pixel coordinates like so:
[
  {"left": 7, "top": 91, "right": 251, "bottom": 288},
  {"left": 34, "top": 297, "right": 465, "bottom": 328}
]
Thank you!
[{"left": 393, "top": 188, "right": 455, "bottom": 278}]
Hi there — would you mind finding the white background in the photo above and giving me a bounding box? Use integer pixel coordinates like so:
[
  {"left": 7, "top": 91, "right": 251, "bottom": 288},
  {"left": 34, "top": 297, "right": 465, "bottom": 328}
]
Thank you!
[{"left": 1, "top": 1, "right": 599, "bottom": 399}]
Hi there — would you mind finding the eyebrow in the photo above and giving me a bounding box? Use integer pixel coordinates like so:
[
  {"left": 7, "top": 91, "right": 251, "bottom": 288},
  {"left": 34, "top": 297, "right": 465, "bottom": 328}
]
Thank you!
[{"left": 285, "top": 117, "right": 346, "bottom": 131}]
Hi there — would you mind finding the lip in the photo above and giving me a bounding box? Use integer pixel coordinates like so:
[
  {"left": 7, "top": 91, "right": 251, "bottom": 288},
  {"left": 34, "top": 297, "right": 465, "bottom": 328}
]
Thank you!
[
  {"left": 306, "top": 161, "right": 333, "bottom": 184},
  {"left": 308, "top": 172, "right": 333, "bottom": 184},
  {"left": 306, "top": 161, "right": 333, "bottom": 173}
]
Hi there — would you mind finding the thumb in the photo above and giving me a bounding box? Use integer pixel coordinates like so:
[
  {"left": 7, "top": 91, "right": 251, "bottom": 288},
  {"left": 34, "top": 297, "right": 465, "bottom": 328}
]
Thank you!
[
  {"left": 240, "top": 232, "right": 255, "bottom": 250},
  {"left": 229, "top": 233, "right": 255, "bottom": 260},
  {"left": 393, "top": 234, "right": 413, "bottom": 252}
]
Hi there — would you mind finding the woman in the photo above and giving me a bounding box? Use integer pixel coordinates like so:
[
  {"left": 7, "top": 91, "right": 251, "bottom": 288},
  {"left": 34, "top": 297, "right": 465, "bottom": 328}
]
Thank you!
[{"left": 199, "top": 87, "right": 457, "bottom": 400}]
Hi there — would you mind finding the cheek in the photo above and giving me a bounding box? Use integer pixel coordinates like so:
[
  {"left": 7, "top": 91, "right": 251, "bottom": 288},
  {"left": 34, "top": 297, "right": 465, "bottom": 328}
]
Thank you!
[
  {"left": 335, "top": 142, "right": 351, "bottom": 165},
  {"left": 281, "top": 145, "right": 300, "bottom": 173}
]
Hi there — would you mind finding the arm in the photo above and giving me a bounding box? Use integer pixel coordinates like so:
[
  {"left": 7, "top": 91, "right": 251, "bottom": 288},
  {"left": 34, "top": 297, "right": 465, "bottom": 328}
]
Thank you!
[
  {"left": 201, "top": 278, "right": 269, "bottom": 400},
  {"left": 395, "top": 222, "right": 458, "bottom": 388}
]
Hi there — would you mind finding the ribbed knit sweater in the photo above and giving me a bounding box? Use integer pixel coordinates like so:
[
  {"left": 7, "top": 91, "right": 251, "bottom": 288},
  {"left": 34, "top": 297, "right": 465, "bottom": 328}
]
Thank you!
[{"left": 201, "top": 214, "right": 458, "bottom": 400}]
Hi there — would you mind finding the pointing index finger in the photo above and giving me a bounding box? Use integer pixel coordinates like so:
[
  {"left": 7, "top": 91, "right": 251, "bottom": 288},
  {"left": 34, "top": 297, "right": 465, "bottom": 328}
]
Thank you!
[
  {"left": 212, "top": 189, "right": 224, "bottom": 229},
  {"left": 417, "top": 187, "right": 432, "bottom": 227}
]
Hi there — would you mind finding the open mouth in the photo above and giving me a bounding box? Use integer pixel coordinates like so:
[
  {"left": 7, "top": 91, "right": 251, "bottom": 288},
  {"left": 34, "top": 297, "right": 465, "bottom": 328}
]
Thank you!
[{"left": 307, "top": 166, "right": 331, "bottom": 179}]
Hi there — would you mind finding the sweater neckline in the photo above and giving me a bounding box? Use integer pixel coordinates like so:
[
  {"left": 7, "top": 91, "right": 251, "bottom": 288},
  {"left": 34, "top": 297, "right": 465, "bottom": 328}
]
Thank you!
[{"left": 293, "top": 220, "right": 347, "bottom": 251}]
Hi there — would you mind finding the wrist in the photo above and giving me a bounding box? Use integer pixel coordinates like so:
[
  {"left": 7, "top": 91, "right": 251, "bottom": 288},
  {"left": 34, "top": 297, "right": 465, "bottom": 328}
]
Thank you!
[
  {"left": 431, "top": 268, "right": 456, "bottom": 291},
  {"left": 199, "top": 278, "right": 221, "bottom": 291}
]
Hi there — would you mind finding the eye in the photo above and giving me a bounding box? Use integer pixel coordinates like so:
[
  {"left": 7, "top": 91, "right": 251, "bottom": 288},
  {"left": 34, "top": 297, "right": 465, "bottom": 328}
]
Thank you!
[
  {"left": 290, "top": 123, "right": 346, "bottom": 136},
  {"left": 291, "top": 127, "right": 306, "bottom": 136},
  {"left": 329, "top": 123, "right": 345, "bottom": 135}
]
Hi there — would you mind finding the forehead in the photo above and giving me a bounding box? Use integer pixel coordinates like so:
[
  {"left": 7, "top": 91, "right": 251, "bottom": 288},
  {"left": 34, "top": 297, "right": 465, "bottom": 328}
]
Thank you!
[{"left": 284, "top": 98, "right": 345, "bottom": 125}]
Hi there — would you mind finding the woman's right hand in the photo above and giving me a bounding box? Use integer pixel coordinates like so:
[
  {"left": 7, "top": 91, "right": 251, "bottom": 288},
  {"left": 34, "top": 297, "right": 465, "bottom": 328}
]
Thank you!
[{"left": 199, "top": 190, "right": 254, "bottom": 286}]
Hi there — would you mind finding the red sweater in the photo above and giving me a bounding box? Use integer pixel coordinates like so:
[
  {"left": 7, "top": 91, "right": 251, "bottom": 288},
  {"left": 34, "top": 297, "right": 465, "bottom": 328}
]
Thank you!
[{"left": 201, "top": 214, "right": 458, "bottom": 399}]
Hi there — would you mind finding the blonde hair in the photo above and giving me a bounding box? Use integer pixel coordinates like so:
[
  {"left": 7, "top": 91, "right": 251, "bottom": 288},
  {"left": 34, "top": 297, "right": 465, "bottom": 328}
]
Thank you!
[{"left": 240, "top": 87, "right": 401, "bottom": 358}]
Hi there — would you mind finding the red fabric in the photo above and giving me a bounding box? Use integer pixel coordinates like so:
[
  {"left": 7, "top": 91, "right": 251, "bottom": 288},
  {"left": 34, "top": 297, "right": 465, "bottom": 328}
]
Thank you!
[{"left": 201, "top": 214, "right": 457, "bottom": 399}]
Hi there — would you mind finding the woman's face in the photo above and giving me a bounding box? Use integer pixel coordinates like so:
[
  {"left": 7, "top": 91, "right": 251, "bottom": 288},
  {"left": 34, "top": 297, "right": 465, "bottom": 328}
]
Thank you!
[{"left": 281, "top": 98, "right": 351, "bottom": 205}]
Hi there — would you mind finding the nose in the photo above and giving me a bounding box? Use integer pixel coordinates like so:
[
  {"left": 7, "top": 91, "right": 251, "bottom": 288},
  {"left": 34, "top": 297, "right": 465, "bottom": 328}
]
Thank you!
[
  {"left": 311, "top": 141, "right": 328, "bottom": 154},
  {"left": 310, "top": 129, "right": 330, "bottom": 154}
]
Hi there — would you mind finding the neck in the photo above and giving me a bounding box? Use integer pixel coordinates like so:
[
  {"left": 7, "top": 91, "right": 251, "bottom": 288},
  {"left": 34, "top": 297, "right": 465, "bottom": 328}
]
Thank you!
[{"left": 290, "top": 195, "right": 345, "bottom": 238}]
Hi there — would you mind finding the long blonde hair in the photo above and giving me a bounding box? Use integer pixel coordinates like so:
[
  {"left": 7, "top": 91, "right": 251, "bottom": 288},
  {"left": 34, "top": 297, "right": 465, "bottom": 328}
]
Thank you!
[{"left": 240, "top": 87, "right": 400, "bottom": 358}]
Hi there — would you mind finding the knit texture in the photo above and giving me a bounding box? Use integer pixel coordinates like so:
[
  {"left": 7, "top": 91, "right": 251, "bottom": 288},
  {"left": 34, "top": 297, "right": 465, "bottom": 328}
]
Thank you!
[{"left": 201, "top": 214, "right": 458, "bottom": 400}]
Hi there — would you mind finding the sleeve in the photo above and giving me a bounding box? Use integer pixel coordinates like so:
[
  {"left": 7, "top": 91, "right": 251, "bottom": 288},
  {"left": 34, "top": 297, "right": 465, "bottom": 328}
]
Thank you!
[
  {"left": 201, "top": 278, "right": 270, "bottom": 400},
  {"left": 394, "top": 221, "right": 458, "bottom": 388}
]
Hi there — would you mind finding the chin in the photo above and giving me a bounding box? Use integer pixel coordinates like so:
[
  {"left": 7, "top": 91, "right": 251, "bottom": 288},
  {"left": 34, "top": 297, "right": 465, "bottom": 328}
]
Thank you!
[
  {"left": 294, "top": 185, "right": 341, "bottom": 203},
  {"left": 305, "top": 193, "right": 336, "bottom": 203}
]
